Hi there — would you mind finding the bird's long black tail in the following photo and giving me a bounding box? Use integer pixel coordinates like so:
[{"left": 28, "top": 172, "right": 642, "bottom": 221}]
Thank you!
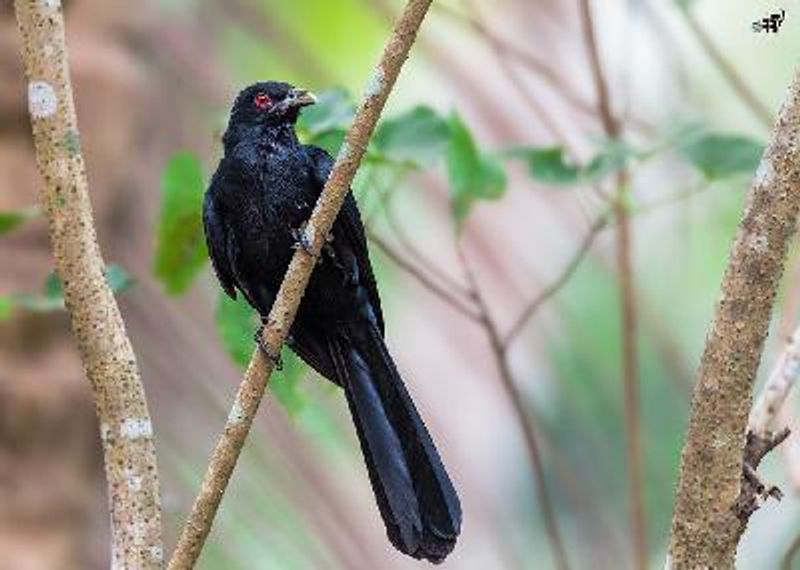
[{"left": 328, "top": 322, "right": 461, "bottom": 563}]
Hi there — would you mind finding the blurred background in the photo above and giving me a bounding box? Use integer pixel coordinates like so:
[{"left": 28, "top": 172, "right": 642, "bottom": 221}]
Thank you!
[{"left": 2, "top": 0, "right": 800, "bottom": 568}]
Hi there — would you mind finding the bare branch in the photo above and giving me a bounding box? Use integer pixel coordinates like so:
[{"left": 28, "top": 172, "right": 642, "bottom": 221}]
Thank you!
[
  {"left": 434, "top": 1, "right": 608, "bottom": 130},
  {"left": 502, "top": 214, "right": 607, "bottom": 348},
  {"left": 579, "top": 1, "right": 647, "bottom": 567},
  {"left": 381, "top": 187, "right": 474, "bottom": 298},
  {"left": 749, "top": 324, "right": 800, "bottom": 437},
  {"left": 668, "top": 68, "right": 800, "bottom": 568},
  {"left": 13, "top": 1, "right": 163, "bottom": 567},
  {"left": 457, "top": 244, "right": 572, "bottom": 570},
  {"left": 782, "top": 526, "right": 800, "bottom": 569},
  {"left": 166, "top": 1, "right": 434, "bottom": 567},
  {"left": 367, "top": 230, "right": 481, "bottom": 321}
]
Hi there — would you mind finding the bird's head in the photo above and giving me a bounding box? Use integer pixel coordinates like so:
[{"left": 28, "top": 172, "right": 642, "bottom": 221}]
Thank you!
[
  {"left": 230, "top": 81, "right": 316, "bottom": 128},
  {"left": 223, "top": 81, "right": 317, "bottom": 148}
]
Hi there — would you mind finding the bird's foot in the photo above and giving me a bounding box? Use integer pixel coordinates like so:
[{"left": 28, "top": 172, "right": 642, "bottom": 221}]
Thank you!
[
  {"left": 254, "top": 325, "right": 283, "bottom": 370},
  {"left": 291, "top": 222, "right": 316, "bottom": 257}
]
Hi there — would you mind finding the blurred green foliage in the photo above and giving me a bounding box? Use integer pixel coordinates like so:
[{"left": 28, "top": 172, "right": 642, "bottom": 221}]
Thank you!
[
  {"left": 446, "top": 111, "right": 507, "bottom": 221},
  {"left": 154, "top": 152, "right": 208, "bottom": 295},
  {"left": 215, "top": 291, "right": 308, "bottom": 413},
  {"left": 0, "top": 206, "right": 39, "bottom": 234},
  {"left": 678, "top": 129, "right": 764, "bottom": 180},
  {"left": 1, "top": 263, "right": 133, "bottom": 318},
  {"left": 373, "top": 105, "right": 451, "bottom": 167}
]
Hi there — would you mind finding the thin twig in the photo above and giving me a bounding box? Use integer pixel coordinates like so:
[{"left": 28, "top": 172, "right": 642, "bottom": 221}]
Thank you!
[
  {"left": 749, "top": 323, "right": 800, "bottom": 437},
  {"left": 14, "top": 1, "right": 163, "bottom": 567},
  {"left": 579, "top": 1, "right": 647, "bottom": 568},
  {"left": 680, "top": 7, "right": 773, "bottom": 129},
  {"left": 457, "top": 244, "right": 572, "bottom": 570},
  {"left": 167, "top": 1, "right": 434, "bottom": 567},
  {"left": 367, "top": 229, "right": 481, "bottom": 321},
  {"left": 783, "top": 531, "right": 800, "bottom": 570},
  {"left": 435, "top": 1, "right": 600, "bottom": 127},
  {"left": 503, "top": 214, "right": 607, "bottom": 348},
  {"left": 613, "top": 173, "right": 647, "bottom": 570},
  {"left": 381, "top": 187, "right": 474, "bottom": 298}
]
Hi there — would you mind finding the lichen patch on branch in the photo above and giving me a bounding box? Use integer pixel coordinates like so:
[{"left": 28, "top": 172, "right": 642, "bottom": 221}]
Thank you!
[
  {"left": 28, "top": 80, "right": 58, "bottom": 118},
  {"left": 120, "top": 417, "right": 154, "bottom": 440}
]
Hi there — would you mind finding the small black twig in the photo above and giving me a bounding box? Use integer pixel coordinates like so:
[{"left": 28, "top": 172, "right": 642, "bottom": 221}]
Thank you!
[{"left": 734, "top": 427, "right": 791, "bottom": 521}]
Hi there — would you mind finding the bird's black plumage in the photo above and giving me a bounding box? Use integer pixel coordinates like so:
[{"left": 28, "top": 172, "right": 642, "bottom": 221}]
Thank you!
[{"left": 203, "top": 81, "right": 462, "bottom": 562}]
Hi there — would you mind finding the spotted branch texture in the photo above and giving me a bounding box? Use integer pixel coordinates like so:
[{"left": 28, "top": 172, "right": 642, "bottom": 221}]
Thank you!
[
  {"left": 668, "top": 71, "right": 800, "bottom": 568},
  {"left": 166, "top": 1, "right": 433, "bottom": 567},
  {"left": 13, "top": 0, "right": 164, "bottom": 568}
]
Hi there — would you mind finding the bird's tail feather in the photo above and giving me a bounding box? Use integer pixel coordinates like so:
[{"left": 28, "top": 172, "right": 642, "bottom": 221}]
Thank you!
[{"left": 329, "top": 322, "right": 461, "bottom": 563}]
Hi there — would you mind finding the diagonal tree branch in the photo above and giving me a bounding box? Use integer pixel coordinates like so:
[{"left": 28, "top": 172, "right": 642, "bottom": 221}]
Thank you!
[
  {"left": 13, "top": 1, "right": 164, "bottom": 568},
  {"left": 166, "top": 1, "right": 434, "bottom": 567},
  {"left": 668, "top": 69, "right": 800, "bottom": 569}
]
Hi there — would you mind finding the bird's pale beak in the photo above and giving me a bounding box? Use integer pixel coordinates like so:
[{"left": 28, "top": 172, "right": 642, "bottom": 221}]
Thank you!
[{"left": 287, "top": 88, "right": 317, "bottom": 108}]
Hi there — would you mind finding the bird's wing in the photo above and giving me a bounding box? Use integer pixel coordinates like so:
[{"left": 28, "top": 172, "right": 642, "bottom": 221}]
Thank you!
[
  {"left": 306, "top": 144, "right": 385, "bottom": 335},
  {"left": 203, "top": 170, "right": 239, "bottom": 300}
]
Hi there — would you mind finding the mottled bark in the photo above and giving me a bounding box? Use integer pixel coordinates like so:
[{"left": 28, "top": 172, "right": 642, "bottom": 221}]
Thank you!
[
  {"left": 668, "top": 70, "right": 800, "bottom": 568},
  {"left": 13, "top": 1, "right": 163, "bottom": 567}
]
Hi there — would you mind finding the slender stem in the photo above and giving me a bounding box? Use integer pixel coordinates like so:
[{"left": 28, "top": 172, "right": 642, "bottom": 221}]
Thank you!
[
  {"left": 13, "top": 2, "right": 163, "bottom": 567},
  {"left": 613, "top": 178, "right": 647, "bottom": 570},
  {"left": 458, "top": 245, "right": 572, "bottom": 570},
  {"left": 381, "top": 188, "right": 474, "bottom": 298},
  {"left": 783, "top": 531, "right": 800, "bottom": 570},
  {"left": 579, "top": 1, "right": 647, "bottom": 567},
  {"left": 367, "top": 229, "right": 480, "bottom": 321},
  {"left": 680, "top": 6, "right": 774, "bottom": 129},
  {"left": 748, "top": 323, "right": 800, "bottom": 436},
  {"left": 503, "top": 214, "right": 607, "bottom": 348},
  {"left": 434, "top": 1, "right": 603, "bottom": 127},
  {"left": 167, "top": 1, "right": 434, "bottom": 567}
]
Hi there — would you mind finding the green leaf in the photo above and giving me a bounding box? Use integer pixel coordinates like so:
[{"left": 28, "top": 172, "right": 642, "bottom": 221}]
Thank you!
[
  {"left": 14, "top": 264, "right": 134, "bottom": 313},
  {"left": 105, "top": 264, "right": 135, "bottom": 293},
  {"left": 507, "top": 139, "right": 637, "bottom": 187},
  {"left": 272, "top": 350, "right": 307, "bottom": 415},
  {"left": 214, "top": 291, "right": 308, "bottom": 415},
  {"left": 511, "top": 146, "right": 581, "bottom": 185},
  {"left": 154, "top": 152, "right": 208, "bottom": 295},
  {"left": 680, "top": 131, "right": 764, "bottom": 180},
  {"left": 215, "top": 291, "right": 257, "bottom": 368},
  {"left": 0, "top": 207, "right": 39, "bottom": 234},
  {"left": 43, "top": 271, "right": 63, "bottom": 299},
  {"left": 0, "top": 296, "right": 12, "bottom": 320},
  {"left": 584, "top": 140, "right": 636, "bottom": 181},
  {"left": 446, "top": 112, "right": 507, "bottom": 221},
  {"left": 307, "top": 128, "right": 346, "bottom": 156},
  {"left": 373, "top": 106, "right": 451, "bottom": 167},
  {"left": 296, "top": 88, "right": 354, "bottom": 135}
]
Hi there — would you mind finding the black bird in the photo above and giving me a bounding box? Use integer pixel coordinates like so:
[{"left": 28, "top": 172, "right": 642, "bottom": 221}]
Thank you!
[{"left": 203, "top": 81, "right": 462, "bottom": 563}]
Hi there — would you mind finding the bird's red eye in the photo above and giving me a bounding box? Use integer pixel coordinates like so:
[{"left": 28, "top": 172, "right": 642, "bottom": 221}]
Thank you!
[{"left": 254, "top": 93, "right": 272, "bottom": 110}]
